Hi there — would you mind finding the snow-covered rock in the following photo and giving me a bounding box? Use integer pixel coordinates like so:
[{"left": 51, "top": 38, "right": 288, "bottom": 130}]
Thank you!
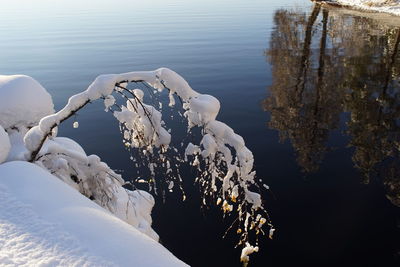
[
  {"left": 0, "top": 75, "right": 55, "bottom": 161},
  {"left": 0, "top": 75, "right": 54, "bottom": 131},
  {"left": 0, "top": 161, "right": 187, "bottom": 267},
  {"left": 321, "top": 0, "right": 400, "bottom": 16},
  {"left": 0, "top": 126, "right": 11, "bottom": 163}
]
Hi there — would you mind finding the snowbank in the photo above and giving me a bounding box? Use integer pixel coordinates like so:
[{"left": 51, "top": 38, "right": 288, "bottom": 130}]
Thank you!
[
  {"left": 0, "top": 161, "right": 187, "bottom": 267},
  {"left": 319, "top": 0, "right": 400, "bottom": 16}
]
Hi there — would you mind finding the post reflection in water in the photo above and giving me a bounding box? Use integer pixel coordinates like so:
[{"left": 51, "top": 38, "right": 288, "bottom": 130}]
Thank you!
[{"left": 264, "top": 4, "right": 400, "bottom": 207}]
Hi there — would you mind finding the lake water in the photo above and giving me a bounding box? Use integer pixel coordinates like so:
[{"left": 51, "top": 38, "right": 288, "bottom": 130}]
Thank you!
[{"left": 1, "top": 0, "right": 400, "bottom": 266}]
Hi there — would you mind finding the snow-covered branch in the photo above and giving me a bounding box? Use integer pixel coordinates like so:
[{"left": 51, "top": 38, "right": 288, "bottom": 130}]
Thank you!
[{"left": 20, "top": 67, "right": 273, "bottom": 263}]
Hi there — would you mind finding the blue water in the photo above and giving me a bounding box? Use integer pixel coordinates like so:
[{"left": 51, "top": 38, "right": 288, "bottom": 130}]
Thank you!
[{"left": 1, "top": 0, "right": 400, "bottom": 266}]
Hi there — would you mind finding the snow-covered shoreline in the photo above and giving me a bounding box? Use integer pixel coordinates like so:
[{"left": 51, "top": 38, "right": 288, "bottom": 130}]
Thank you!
[
  {"left": 315, "top": 0, "right": 400, "bottom": 16},
  {"left": 0, "top": 161, "right": 188, "bottom": 267}
]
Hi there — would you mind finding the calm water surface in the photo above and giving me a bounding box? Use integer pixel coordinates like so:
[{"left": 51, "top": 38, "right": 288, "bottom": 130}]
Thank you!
[{"left": 1, "top": 0, "right": 400, "bottom": 266}]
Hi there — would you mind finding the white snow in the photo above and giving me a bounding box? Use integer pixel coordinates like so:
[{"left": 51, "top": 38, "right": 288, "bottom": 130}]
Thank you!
[
  {"left": 114, "top": 89, "right": 171, "bottom": 151},
  {"left": 323, "top": 0, "right": 400, "bottom": 16},
  {"left": 103, "top": 95, "right": 116, "bottom": 112},
  {"left": 0, "top": 75, "right": 54, "bottom": 131},
  {"left": 155, "top": 68, "right": 199, "bottom": 101},
  {"left": 4, "top": 130, "right": 28, "bottom": 162},
  {"left": 0, "top": 126, "right": 10, "bottom": 164},
  {"left": 24, "top": 68, "right": 203, "bottom": 158},
  {"left": 0, "top": 161, "right": 187, "bottom": 267},
  {"left": 184, "top": 94, "right": 220, "bottom": 127},
  {"left": 0, "top": 75, "right": 55, "bottom": 162}
]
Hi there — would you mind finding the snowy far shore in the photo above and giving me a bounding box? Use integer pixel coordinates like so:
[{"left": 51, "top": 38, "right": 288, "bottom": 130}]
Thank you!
[{"left": 315, "top": 0, "right": 400, "bottom": 16}]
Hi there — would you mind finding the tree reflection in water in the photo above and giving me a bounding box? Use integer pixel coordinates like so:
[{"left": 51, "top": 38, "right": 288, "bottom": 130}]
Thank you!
[{"left": 264, "top": 3, "right": 400, "bottom": 207}]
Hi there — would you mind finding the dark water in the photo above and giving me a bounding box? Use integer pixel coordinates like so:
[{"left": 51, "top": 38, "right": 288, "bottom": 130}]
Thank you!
[{"left": 1, "top": 0, "right": 400, "bottom": 266}]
